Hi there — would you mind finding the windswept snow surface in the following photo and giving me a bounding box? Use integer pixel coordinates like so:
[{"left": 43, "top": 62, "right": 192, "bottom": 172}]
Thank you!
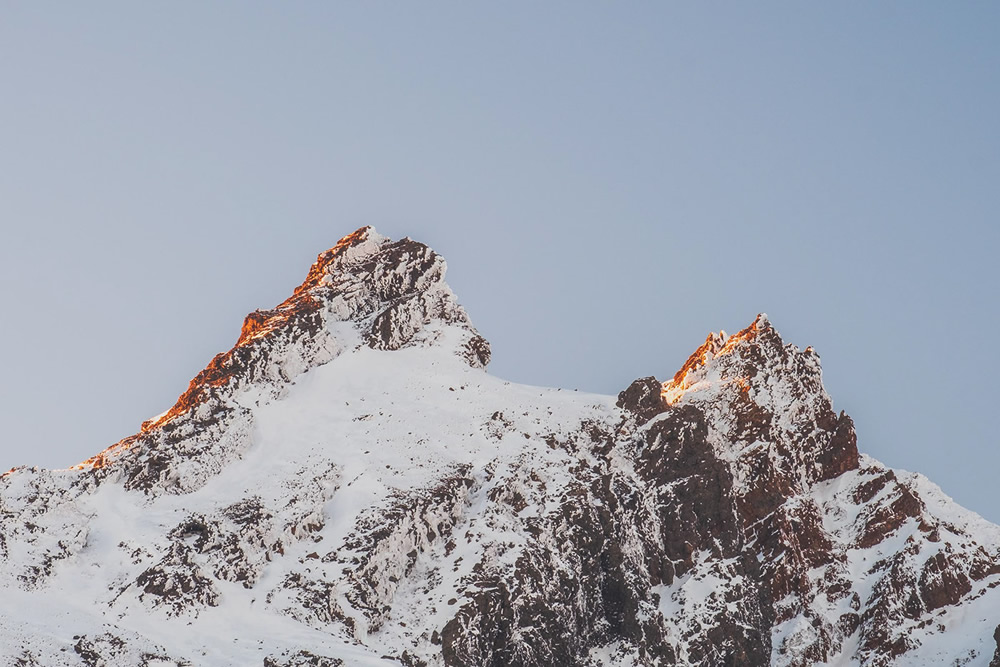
[
  {"left": 3, "top": 230, "right": 1000, "bottom": 666},
  {"left": 0, "top": 322, "right": 616, "bottom": 665}
]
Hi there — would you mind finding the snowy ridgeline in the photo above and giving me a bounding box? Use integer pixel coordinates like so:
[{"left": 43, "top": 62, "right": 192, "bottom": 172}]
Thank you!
[{"left": 2, "top": 228, "right": 1000, "bottom": 667}]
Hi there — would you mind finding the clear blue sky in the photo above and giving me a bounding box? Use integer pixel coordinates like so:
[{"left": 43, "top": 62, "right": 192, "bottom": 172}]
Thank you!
[{"left": 2, "top": 4, "right": 998, "bottom": 521}]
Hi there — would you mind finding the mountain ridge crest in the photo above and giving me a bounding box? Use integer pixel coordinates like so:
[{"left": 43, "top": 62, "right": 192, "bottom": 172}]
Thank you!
[{"left": 1, "top": 228, "right": 998, "bottom": 667}]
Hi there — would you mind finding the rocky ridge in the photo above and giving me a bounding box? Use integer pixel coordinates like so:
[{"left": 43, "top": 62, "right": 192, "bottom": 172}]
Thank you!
[{"left": 2, "top": 227, "right": 999, "bottom": 666}]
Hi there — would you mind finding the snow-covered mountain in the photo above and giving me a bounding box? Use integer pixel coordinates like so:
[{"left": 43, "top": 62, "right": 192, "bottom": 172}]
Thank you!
[{"left": 2, "top": 227, "right": 999, "bottom": 667}]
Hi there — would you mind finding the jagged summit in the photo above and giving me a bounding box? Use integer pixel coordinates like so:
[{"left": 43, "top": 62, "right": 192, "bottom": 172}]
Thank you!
[
  {"left": 661, "top": 312, "right": 773, "bottom": 406},
  {"left": 626, "top": 313, "right": 857, "bottom": 479},
  {"left": 621, "top": 312, "right": 860, "bottom": 520},
  {"left": 73, "top": 227, "right": 490, "bottom": 477},
  {"left": 3, "top": 231, "right": 1000, "bottom": 667}
]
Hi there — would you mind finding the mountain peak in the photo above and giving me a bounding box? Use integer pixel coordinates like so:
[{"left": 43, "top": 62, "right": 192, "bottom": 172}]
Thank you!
[
  {"left": 75, "top": 227, "right": 490, "bottom": 477},
  {"left": 619, "top": 312, "right": 859, "bottom": 502},
  {"left": 293, "top": 225, "right": 388, "bottom": 297},
  {"left": 166, "top": 225, "right": 489, "bottom": 423},
  {"left": 661, "top": 312, "right": 774, "bottom": 406},
  {"left": 4, "top": 236, "right": 1000, "bottom": 666}
]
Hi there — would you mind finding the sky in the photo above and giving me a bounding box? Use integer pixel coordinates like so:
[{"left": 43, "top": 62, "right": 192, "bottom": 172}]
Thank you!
[{"left": 1, "top": 4, "right": 998, "bottom": 521}]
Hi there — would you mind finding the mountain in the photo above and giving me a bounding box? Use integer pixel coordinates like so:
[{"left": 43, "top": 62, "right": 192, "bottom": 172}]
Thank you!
[{"left": 2, "top": 227, "right": 998, "bottom": 667}]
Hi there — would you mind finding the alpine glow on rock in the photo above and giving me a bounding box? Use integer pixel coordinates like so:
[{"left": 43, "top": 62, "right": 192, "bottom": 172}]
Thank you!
[{"left": 2, "top": 228, "right": 999, "bottom": 666}]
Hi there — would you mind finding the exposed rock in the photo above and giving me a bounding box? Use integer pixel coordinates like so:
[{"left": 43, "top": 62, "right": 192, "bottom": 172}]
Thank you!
[
  {"left": 76, "top": 227, "right": 488, "bottom": 495},
  {"left": 264, "top": 650, "right": 344, "bottom": 667},
  {"left": 1, "top": 229, "right": 998, "bottom": 666},
  {"left": 616, "top": 377, "right": 665, "bottom": 424}
]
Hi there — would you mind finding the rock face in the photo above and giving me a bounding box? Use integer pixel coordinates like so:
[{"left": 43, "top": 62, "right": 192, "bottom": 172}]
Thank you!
[{"left": 2, "top": 227, "right": 999, "bottom": 666}]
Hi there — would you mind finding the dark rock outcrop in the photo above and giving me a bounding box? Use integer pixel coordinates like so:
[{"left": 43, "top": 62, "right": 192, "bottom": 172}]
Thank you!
[{"left": 2, "top": 229, "right": 997, "bottom": 666}]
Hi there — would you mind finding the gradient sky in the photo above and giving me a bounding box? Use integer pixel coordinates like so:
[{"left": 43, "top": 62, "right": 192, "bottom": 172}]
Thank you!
[{"left": 2, "top": 4, "right": 998, "bottom": 521}]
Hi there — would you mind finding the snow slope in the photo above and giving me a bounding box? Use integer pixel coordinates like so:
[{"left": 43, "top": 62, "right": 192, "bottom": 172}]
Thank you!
[{"left": 2, "top": 228, "right": 998, "bottom": 667}]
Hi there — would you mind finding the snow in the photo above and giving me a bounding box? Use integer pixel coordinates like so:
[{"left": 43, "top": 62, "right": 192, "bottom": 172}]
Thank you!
[
  {"left": 3, "top": 242, "right": 999, "bottom": 665},
  {"left": 0, "top": 310, "right": 618, "bottom": 664}
]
